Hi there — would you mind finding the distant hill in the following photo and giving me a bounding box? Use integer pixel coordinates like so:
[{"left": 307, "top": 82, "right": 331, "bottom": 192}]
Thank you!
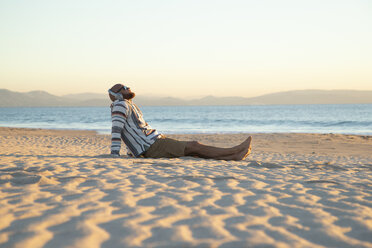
[
  {"left": 0, "top": 89, "right": 80, "bottom": 107},
  {"left": 63, "top": 93, "right": 107, "bottom": 101},
  {"left": 0, "top": 89, "right": 372, "bottom": 107},
  {"left": 247, "top": 90, "right": 372, "bottom": 105}
]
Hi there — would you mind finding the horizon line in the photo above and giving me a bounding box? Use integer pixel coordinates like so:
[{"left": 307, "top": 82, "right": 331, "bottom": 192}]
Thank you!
[{"left": 2, "top": 88, "right": 372, "bottom": 99}]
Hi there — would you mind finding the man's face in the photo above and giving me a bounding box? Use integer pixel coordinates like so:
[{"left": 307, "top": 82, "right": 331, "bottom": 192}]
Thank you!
[{"left": 121, "top": 87, "right": 135, "bottom": 100}]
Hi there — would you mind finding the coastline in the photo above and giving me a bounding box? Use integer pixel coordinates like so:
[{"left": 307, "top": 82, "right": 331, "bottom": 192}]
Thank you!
[
  {"left": 1, "top": 127, "right": 371, "bottom": 160},
  {"left": 0, "top": 127, "right": 371, "bottom": 247}
]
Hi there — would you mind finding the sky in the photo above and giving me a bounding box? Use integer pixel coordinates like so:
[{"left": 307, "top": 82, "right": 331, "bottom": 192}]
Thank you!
[{"left": 0, "top": 0, "right": 371, "bottom": 98}]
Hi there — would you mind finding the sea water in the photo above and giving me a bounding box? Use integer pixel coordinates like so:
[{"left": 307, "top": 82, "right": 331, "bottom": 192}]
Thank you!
[{"left": 0, "top": 104, "right": 371, "bottom": 135}]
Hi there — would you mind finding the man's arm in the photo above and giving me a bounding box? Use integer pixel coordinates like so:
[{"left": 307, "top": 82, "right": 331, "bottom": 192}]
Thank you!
[{"left": 110, "top": 101, "right": 129, "bottom": 156}]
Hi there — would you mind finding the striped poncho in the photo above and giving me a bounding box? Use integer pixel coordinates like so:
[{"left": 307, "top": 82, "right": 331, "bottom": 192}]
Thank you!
[{"left": 110, "top": 99, "right": 161, "bottom": 157}]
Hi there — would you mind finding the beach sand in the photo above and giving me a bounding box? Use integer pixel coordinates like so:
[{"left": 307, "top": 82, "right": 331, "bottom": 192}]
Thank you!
[{"left": 0, "top": 127, "right": 371, "bottom": 247}]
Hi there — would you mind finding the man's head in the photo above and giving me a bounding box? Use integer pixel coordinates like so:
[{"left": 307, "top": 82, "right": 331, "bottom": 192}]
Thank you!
[{"left": 108, "top": 83, "right": 135, "bottom": 101}]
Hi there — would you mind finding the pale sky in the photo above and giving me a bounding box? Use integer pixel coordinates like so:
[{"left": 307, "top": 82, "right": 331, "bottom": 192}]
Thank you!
[{"left": 0, "top": 0, "right": 371, "bottom": 98}]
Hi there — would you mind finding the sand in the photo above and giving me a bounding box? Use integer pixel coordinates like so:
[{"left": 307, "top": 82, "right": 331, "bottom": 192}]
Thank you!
[{"left": 0, "top": 127, "right": 371, "bottom": 248}]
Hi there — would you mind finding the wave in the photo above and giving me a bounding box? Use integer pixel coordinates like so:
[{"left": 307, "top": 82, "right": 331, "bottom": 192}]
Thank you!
[{"left": 150, "top": 118, "right": 372, "bottom": 127}]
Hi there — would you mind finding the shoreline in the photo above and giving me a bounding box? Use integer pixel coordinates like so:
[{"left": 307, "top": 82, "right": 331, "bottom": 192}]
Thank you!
[
  {"left": 1, "top": 126, "right": 372, "bottom": 137},
  {"left": 1, "top": 127, "right": 371, "bottom": 247},
  {"left": 1, "top": 127, "right": 371, "bottom": 159}
]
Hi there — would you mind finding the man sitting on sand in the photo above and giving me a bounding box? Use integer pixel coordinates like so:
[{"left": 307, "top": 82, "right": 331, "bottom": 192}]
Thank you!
[{"left": 108, "top": 83, "right": 252, "bottom": 160}]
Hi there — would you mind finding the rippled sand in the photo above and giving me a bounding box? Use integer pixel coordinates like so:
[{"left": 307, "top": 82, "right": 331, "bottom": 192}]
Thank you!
[{"left": 0, "top": 128, "right": 371, "bottom": 248}]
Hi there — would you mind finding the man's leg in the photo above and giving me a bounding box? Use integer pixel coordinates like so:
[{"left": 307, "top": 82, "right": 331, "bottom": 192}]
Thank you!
[
  {"left": 213, "top": 142, "right": 252, "bottom": 161},
  {"left": 184, "top": 136, "right": 252, "bottom": 161}
]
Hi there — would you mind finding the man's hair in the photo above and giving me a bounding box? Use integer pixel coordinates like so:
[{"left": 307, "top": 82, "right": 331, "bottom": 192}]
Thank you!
[{"left": 108, "top": 84, "right": 125, "bottom": 102}]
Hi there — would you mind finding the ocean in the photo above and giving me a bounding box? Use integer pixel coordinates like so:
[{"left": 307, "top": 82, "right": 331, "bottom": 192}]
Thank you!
[{"left": 0, "top": 104, "right": 371, "bottom": 135}]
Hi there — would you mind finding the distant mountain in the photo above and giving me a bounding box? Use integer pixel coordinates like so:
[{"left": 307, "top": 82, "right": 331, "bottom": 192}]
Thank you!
[
  {"left": 247, "top": 90, "right": 372, "bottom": 105},
  {"left": 0, "top": 89, "right": 79, "bottom": 107},
  {"left": 62, "top": 93, "right": 107, "bottom": 100},
  {"left": 0, "top": 89, "right": 372, "bottom": 107}
]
